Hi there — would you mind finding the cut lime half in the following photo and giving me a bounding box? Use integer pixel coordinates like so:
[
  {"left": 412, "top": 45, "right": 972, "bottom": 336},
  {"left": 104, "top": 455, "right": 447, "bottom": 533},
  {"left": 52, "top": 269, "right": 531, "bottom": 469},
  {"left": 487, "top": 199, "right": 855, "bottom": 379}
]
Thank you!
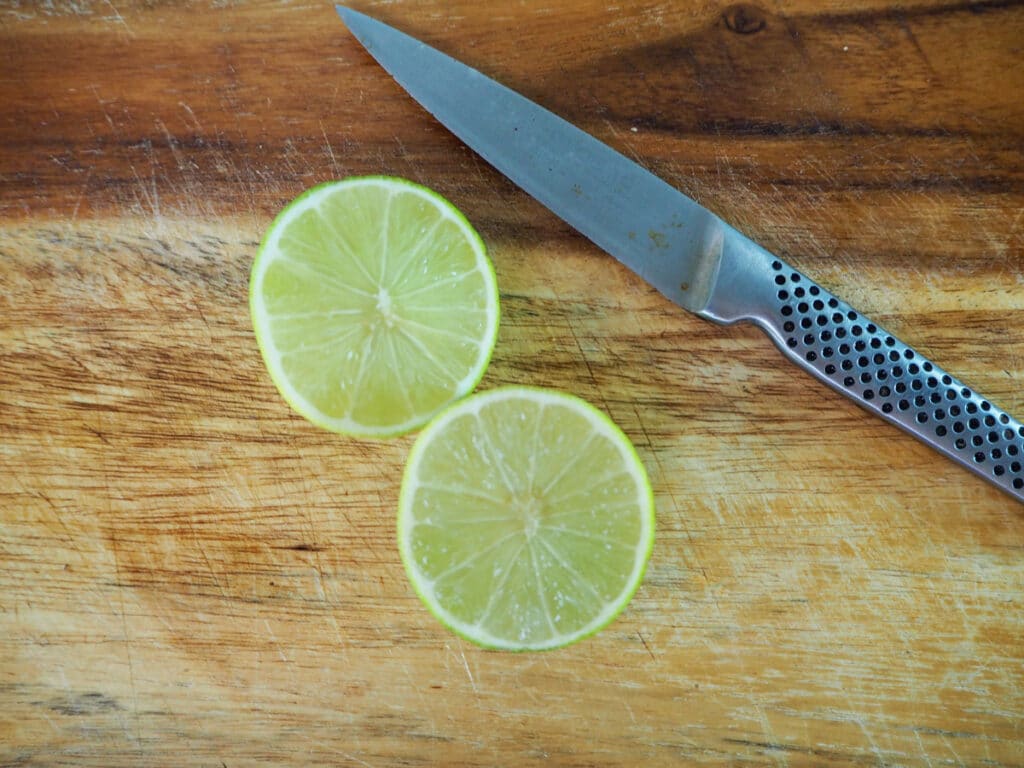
[
  {"left": 398, "top": 386, "right": 655, "bottom": 651},
  {"left": 250, "top": 177, "right": 499, "bottom": 437}
]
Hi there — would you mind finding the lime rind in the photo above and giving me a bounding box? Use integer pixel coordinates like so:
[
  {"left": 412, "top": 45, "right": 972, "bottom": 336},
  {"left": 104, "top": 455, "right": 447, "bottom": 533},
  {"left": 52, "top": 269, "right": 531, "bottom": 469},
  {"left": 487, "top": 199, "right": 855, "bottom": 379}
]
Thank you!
[
  {"left": 250, "top": 177, "right": 500, "bottom": 438},
  {"left": 397, "top": 386, "right": 655, "bottom": 651}
]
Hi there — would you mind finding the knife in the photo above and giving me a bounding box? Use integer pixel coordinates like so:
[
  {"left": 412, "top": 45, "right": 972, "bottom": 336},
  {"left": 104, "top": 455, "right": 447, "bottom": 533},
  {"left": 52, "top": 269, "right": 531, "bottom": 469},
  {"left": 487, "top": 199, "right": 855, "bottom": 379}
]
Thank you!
[{"left": 336, "top": 6, "right": 1024, "bottom": 504}]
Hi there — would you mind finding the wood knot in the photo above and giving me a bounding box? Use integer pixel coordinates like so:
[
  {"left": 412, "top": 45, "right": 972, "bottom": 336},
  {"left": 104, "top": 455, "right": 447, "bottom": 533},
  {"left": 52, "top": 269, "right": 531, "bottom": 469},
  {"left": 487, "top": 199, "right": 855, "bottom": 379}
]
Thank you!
[{"left": 723, "top": 4, "right": 767, "bottom": 34}]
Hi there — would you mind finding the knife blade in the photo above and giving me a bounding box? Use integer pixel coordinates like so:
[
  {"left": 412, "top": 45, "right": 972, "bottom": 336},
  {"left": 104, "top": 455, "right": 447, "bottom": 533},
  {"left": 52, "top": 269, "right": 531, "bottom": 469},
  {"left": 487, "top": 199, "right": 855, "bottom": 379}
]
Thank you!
[{"left": 336, "top": 6, "right": 1024, "bottom": 504}]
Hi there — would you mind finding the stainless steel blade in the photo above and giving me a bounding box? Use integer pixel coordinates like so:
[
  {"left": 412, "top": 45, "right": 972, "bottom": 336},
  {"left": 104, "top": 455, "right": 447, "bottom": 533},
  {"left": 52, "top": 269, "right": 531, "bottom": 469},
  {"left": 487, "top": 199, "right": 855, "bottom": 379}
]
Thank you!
[
  {"left": 336, "top": 6, "right": 1024, "bottom": 504},
  {"left": 336, "top": 5, "right": 723, "bottom": 314}
]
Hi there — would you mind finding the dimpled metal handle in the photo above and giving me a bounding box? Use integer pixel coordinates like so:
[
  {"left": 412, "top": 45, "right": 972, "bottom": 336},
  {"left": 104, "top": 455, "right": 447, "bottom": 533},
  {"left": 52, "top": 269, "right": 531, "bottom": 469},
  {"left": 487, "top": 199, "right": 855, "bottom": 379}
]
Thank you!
[{"left": 701, "top": 225, "right": 1024, "bottom": 504}]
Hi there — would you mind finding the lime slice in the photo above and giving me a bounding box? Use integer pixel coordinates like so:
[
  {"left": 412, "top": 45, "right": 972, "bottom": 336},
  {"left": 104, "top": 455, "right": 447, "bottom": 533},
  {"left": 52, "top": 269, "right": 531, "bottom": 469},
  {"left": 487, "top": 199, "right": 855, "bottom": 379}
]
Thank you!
[
  {"left": 250, "top": 177, "right": 499, "bottom": 437},
  {"left": 398, "top": 386, "right": 655, "bottom": 651}
]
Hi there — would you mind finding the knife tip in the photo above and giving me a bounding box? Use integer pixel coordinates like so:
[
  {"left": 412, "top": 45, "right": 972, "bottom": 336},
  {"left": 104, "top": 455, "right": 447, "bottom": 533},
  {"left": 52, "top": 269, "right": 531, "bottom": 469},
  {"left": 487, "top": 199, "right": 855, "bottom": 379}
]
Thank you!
[{"left": 335, "top": 4, "right": 367, "bottom": 25}]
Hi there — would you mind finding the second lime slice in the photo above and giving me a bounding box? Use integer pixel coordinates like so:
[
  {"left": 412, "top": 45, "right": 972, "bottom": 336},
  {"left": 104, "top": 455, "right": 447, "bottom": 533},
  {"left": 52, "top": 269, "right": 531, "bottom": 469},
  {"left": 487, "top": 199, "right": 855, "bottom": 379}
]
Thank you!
[{"left": 399, "top": 386, "right": 655, "bottom": 651}]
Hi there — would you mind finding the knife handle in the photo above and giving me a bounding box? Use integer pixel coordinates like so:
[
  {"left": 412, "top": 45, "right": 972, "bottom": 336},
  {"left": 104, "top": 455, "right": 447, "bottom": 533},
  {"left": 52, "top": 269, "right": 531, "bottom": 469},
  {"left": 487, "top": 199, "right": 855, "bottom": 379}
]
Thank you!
[{"left": 702, "top": 226, "right": 1024, "bottom": 504}]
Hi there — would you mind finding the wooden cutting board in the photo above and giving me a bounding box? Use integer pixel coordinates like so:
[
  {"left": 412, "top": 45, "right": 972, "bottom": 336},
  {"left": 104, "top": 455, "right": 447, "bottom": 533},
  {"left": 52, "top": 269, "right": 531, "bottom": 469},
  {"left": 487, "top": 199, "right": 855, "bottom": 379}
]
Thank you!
[{"left": 2, "top": 1, "right": 1022, "bottom": 765}]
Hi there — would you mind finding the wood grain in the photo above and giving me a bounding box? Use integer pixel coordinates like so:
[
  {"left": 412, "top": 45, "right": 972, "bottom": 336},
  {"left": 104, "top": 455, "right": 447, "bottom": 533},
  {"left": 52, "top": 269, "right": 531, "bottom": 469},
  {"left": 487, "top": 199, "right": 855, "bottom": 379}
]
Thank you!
[{"left": 2, "top": 1, "right": 1023, "bottom": 765}]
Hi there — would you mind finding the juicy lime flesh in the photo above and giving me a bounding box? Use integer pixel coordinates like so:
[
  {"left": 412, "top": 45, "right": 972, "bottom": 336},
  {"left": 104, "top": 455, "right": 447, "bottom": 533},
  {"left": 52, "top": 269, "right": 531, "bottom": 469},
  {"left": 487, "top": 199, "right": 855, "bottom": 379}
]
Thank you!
[
  {"left": 399, "top": 387, "right": 654, "bottom": 650},
  {"left": 251, "top": 178, "right": 498, "bottom": 436}
]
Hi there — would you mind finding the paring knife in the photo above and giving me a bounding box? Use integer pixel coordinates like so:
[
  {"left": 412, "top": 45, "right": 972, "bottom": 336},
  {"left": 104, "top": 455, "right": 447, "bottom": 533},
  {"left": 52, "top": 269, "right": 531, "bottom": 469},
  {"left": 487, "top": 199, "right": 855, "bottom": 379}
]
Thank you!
[{"left": 336, "top": 6, "right": 1024, "bottom": 504}]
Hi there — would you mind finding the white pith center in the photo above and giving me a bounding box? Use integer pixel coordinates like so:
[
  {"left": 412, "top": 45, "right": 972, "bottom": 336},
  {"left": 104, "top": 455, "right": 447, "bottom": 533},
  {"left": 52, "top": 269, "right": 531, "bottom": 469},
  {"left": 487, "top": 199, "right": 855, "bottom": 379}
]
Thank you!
[
  {"left": 520, "top": 494, "right": 542, "bottom": 539},
  {"left": 375, "top": 287, "right": 395, "bottom": 328}
]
